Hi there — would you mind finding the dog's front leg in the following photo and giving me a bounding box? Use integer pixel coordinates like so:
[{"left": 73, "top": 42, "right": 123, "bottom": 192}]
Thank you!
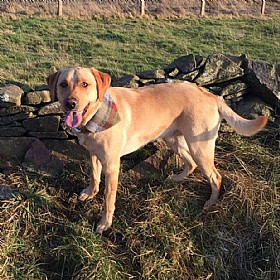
[
  {"left": 96, "top": 160, "right": 120, "bottom": 234},
  {"left": 79, "top": 155, "right": 102, "bottom": 201}
]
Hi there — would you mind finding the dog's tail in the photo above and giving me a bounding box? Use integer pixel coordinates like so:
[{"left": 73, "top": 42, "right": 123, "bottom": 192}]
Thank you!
[{"left": 217, "top": 98, "right": 268, "bottom": 136}]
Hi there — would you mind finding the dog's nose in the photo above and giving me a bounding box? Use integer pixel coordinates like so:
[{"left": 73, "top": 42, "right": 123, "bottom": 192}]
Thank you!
[{"left": 65, "top": 98, "right": 77, "bottom": 110}]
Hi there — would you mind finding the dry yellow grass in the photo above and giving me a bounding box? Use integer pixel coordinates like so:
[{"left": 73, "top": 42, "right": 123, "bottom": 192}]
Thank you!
[{"left": 0, "top": 0, "right": 280, "bottom": 19}]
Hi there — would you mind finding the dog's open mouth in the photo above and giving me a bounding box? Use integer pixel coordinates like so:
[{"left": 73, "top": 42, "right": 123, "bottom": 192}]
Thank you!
[{"left": 64, "top": 103, "right": 90, "bottom": 128}]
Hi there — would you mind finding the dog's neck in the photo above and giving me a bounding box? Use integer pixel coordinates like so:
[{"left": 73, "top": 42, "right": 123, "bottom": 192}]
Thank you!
[{"left": 73, "top": 92, "right": 121, "bottom": 134}]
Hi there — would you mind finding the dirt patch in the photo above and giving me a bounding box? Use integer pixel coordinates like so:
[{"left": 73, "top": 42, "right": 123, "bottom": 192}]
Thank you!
[{"left": 0, "top": 0, "right": 280, "bottom": 19}]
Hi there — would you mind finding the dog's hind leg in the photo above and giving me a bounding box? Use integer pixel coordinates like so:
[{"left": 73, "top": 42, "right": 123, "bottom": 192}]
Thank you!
[
  {"left": 184, "top": 136, "right": 222, "bottom": 208},
  {"left": 164, "top": 135, "right": 197, "bottom": 182},
  {"left": 79, "top": 155, "right": 102, "bottom": 201}
]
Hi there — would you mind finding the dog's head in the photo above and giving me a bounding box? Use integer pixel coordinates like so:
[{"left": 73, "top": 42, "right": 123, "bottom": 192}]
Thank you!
[{"left": 47, "top": 67, "right": 111, "bottom": 128}]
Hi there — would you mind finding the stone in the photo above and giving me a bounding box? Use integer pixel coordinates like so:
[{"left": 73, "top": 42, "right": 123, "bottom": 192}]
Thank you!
[
  {"left": 24, "top": 139, "right": 51, "bottom": 167},
  {"left": 0, "top": 105, "right": 37, "bottom": 117},
  {"left": 235, "top": 96, "right": 273, "bottom": 120},
  {"left": 176, "top": 70, "right": 200, "bottom": 81},
  {"left": 128, "top": 142, "right": 173, "bottom": 179},
  {"left": 154, "top": 78, "right": 170, "bottom": 84},
  {"left": 139, "top": 79, "right": 155, "bottom": 86},
  {"left": 24, "top": 139, "right": 64, "bottom": 176},
  {"left": 164, "top": 54, "right": 203, "bottom": 75},
  {"left": 4, "top": 80, "right": 32, "bottom": 93},
  {"left": 42, "top": 139, "right": 89, "bottom": 160},
  {"left": 38, "top": 101, "right": 64, "bottom": 115},
  {"left": 208, "top": 86, "right": 222, "bottom": 95},
  {"left": 25, "top": 90, "right": 51, "bottom": 105},
  {"left": 136, "top": 69, "right": 165, "bottom": 79},
  {"left": 34, "top": 84, "right": 49, "bottom": 91},
  {"left": 164, "top": 61, "right": 177, "bottom": 75},
  {"left": 40, "top": 90, "right": 52, "bottom": 103},
  {"left": 0, "top": 126, "right": 27, "bottom": 137},
  {"left": 225, "top": 54, "right": 247, "bottom": 67},
  {"left": 0, "top": 112, "right": 35, "bottom": 126},
  {"left": 22, "top": 115, "right": 60, "bottom": 132},
  {"left": 166, "top": 67, "right": 180, "bottom": 78},
  {"left": 111, "top": 75, "right": 139, "bottom": 88},
  {"left": 0, "top": 185, "right": 17, "bottom": 200},
  {"left": 244, "top": 58, "right": 280, "bottom": 113},
  {"left": 0, "top": 137, "right": 36, "bottom": 161},
  {"left": 219, "top": 80, "right": 248, "bottom": 97},
  {"left": 6, "top": 121, "right": 22, "bottom": 127},
  {"left": 0, "top": 84, "right": 24, "bottom": 107},
  {"left": 25, "top": 92, "right": 42, "bottom": 105},
  {"left": 194, "top": 53, "right": 244, "bottom": 86},
  {"left": 174, "top": 54, "right": 203, "bottom": 73},
  {"left": 28, "top": 131, "right": 68, "bottom": 139}
]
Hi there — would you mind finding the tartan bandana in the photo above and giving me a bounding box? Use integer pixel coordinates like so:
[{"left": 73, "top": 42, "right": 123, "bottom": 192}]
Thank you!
[{"left": 86, "top": 92, "right": 121, "bottom": 133}]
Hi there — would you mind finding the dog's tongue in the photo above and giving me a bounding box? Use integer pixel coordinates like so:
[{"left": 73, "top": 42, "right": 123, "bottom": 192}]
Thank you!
[{"left": 65, "top": 111, "right": 83, "bottom": 128}]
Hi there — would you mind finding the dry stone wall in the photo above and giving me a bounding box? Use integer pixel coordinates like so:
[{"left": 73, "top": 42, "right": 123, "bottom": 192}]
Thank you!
[{"left": 0, "top": 53, "right": 279, "bottom": 174}]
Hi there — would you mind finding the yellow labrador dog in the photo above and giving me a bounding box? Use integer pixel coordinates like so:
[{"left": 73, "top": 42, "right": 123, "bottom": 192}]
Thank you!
[{"left": 47, "top": 67, "right": 267, "bottom": 233}]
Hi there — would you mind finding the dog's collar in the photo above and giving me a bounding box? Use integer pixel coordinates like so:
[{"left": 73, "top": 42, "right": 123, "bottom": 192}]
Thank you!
[{"left": 73, "top": 91, "right": 121, "bottom": 134}]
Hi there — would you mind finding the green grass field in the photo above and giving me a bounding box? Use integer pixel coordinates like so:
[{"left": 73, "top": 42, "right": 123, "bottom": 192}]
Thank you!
[
  {"left": 0, "top": 17, "right": 280, "bottom": 280},
  {"left": 1, "top": 17, "right": 280, "bottom": 85}
]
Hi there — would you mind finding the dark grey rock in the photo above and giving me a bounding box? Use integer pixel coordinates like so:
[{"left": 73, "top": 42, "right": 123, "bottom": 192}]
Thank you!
[
  {"left": 0, "top": 105, "right": 37, "bottom": 117},
  {"left": 24, "top": 139, "right": 52, "bottom": 167},
  {"left": 42, "top": 139, "right": 89, "bottom": 160},
  {"left": 38, "top": 101, "right": 64, "bottom": 115},
  {"left": 220, "top": 80, "right": 248, "bottom": 101},
  {"left": 244, "top": 58, "right": 280, "bottom": 112},
  {"left": 23, "top": 115, "right": 60, "bottom": 132},
  {"left": 0, "top": 112, "right": 35, "bottom": 126},
  {"left": 174, "top": 54, "right": 203, "bottom": 73},
  {"left": 225, "top": 54, "right": 247, "bottom": 67},
  {"left": 136, "top": 69, "right": 165, "bottom": 79},
  {"left": 0, "top": 185, "right": 17, "bottom": 200},
  {"left": 34, "top": 84, "right": 49, "bottom": 91},
  {"left": 111, "top": 75, "right": 139, "bottom": 88},
  {"left": 28, "top": 131, "right": 68, "bottom": 139},
  {"left": 176, "top": 70, "right": 200, "bottom": 81},
  {"left": 195, "top": 53, "right": 244, "bottom": 86},
  {"left": 165, "top": 54, "right": 203, "bottom": 75},
  {"left": 0, "top": 126, "right": 27, "bottom": 137},
  {"left": 0, "top": 137, "right": 36, "bottom": 160},
  {"left": 128, "top": 142, "right": 172, "bottom": 179},
  {"left": 24, "top": 139, "right": 64, "bottom": 176},
  {"left": 154, "top": 78, "right": 170, "bottom": 84},
  {"left": 235, "top": 96, "right": 273, "bottom": 120}
]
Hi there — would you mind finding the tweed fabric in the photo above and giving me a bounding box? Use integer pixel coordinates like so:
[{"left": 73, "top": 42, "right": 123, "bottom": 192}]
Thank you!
[{"left": 86, "top": 92, "right": 121, "bottom": 133}]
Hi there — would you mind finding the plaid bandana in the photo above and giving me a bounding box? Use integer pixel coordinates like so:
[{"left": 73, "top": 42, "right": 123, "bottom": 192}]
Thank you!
[{"left": 86, "top": 92, "right": 121, "bottom": 133}]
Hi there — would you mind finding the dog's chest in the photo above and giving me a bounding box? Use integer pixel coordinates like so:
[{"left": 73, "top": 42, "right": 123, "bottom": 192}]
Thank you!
[{"left": 76, "top": 133, "right": 88, "bottom": 147}]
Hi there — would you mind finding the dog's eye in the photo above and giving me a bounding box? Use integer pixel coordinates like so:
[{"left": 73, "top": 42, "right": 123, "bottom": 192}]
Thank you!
[
  {"left": 60, "top": 81, "right": 68, "bottom": 88},
  {"left": 82, "top": 82, "right": 89, "bottom": 88}
]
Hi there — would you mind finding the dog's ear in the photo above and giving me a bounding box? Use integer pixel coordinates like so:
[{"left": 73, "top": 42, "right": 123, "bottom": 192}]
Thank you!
[
  {"left": 90, "top": 68, "right": 111, "bottom": 101},
  {"left": 47, "top": 71, "right": 61, "bottom": 102}
]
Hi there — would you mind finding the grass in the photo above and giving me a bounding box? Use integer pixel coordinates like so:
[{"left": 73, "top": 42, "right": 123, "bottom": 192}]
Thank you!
[
  {"left": 0, "top": 17, "right": 280, "bottom": 279},
  {"left": 0, "top": 17, "right": 280, "bottom": 86}
]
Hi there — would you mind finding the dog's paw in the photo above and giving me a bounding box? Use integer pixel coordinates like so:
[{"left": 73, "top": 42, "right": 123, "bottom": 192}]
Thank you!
[
  {"left": 95, "top": 220, "right": 112, "bottom": 234},
  {"left": 78, "top": 187, "right": 98, "bottom": 201}
]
